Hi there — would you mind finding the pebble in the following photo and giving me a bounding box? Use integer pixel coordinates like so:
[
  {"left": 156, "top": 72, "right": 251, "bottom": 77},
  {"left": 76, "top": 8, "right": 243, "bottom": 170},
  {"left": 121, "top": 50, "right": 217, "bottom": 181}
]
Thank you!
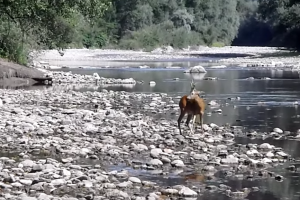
[
  {"left": 273, "top": 128, "right": 283, "bottom": 134},
  {"left": 150, "top": 148, "right": 162, "bottom": 158},
  {"left": 171, "top": 160, "right": 185, "bottom": 167},
  {"left": 161, "top": 188, "right": 179, "bottom": 195},
  {"left": 259, "top": 143, "right": 273, "bottom": 149},
  {"left": 179, "top": 187, "right": 198, "bottom": 196},
  {"left": 129, "top": 177, "right": 141, "bottom": 184},
  {"left": 221, "top": 155, "right": 239, "bottom": 164}
]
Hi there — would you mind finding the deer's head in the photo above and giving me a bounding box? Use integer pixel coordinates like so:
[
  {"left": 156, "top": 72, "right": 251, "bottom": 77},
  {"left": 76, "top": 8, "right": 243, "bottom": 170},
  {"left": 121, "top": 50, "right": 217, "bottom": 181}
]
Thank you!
[{"left": 190, "top": 80, "right": 200, "bottom": 96}]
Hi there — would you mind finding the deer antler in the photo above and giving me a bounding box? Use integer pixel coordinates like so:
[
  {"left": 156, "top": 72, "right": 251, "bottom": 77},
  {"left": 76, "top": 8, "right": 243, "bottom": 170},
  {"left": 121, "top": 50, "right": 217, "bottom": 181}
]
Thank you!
[{"left": 190, "top": 79, "right": 196, "bottom": 93}]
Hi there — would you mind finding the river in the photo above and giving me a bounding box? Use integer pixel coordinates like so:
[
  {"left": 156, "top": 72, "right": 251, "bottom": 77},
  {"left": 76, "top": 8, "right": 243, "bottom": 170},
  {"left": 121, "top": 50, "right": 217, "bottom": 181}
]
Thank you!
[{"left": 10, "top": 60, "right": 300, "bottom": 200}]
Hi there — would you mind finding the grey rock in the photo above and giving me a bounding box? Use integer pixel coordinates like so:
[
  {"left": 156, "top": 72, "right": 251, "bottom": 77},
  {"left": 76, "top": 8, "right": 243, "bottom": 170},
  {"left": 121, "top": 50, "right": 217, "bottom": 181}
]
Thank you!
[
  {"left": 148, "top": 159, "right": 163, "bottom": 166},
  {"left": 161, "top": 188, "right": 179, "bottom": 195},
  {"left": 17, "top": 193, "right": 38, "bottom": 200},
  {"left": 117, "top": 181, "right": 133, "bottom": 188},
  {"left": 273, "top": 128, "right": 283, "bottom": 134},
  {"left": 37, "top": 193, "right": 52, "bottom": 200},
  {"left": 19, "top": 159, "right": 35, "bottom": 168},
  {"left": 150, "top": 148, "right": 162, "bottom": 158},
  {"left": 51, "top": 179, "right": 65, "bottom": 186},
  {"left": 178, "top": 186, "right": 198, "bottom": 196},
  {"left": 105, "top": 189, "right": 130, "bottom": 199},
  {"left": 171, "top": 160, "right": 185, "bottom": 167},
  {"left": 129, "top": 177, "right": 141, "bottom": 184},
  {"left": 19, "top": 179, "right": 33, "bottom": 186}
]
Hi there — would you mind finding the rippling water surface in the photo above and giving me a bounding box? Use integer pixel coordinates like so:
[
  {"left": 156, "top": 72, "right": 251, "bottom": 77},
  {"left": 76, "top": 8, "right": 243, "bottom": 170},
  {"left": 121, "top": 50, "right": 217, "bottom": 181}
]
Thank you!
[
  {"left": 54, "top": 63, "right": 300, "bottom": 133},
  {"left": 12, "top": 61, "right": 300, "bottom": 200}
]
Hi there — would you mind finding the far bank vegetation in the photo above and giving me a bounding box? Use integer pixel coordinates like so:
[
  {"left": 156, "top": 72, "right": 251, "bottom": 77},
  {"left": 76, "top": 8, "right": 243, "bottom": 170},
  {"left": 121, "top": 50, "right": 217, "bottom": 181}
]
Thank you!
[{"left": 0, "top": 0, "right": 299, "bottom": 64}]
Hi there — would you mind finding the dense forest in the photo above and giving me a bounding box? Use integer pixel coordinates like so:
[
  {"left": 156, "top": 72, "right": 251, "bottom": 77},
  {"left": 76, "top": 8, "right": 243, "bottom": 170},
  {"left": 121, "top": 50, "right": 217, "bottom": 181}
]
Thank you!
[{"left": 0, "top": 0, "right": 299, "bottom": 64}]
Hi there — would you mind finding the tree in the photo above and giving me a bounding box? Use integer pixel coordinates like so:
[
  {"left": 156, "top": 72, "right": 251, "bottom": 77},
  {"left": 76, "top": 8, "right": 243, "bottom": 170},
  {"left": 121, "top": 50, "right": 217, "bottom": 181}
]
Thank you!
[
  {"left": 258, "top": 0, "right": 300, "bottom": 49},
  {"left": 0, "top": 0, "right": 112, "bottom": 63},
  {"left": 187, "top": 0, "right": 240, "bottom": 45}
]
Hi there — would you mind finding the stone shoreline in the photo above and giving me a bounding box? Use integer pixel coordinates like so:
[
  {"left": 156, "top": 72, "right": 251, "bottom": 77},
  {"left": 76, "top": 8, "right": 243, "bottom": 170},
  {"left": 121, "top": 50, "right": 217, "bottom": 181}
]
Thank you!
[
  {"left": 43, "top": 70, "right": 137, "bottom": 85},
  {"left": 0, "top": 88, "right": 294, "bottom": 200},
  {"left": 32, "top": 46, "right": 300, "bottom": 70}
]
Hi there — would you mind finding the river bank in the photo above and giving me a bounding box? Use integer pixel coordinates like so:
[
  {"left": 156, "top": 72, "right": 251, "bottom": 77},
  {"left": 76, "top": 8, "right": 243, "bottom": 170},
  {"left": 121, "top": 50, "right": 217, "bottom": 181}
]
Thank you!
[
  {"left": 0, "top": 58, "right": 44, "bottom": 79},
  {"left": 32, "top": 46, "right": 300, "bottom": 69}
]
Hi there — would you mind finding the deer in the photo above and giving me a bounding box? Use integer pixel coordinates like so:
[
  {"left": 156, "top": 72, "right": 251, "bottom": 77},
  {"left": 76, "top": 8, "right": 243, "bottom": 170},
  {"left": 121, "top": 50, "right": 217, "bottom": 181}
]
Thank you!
[{"left": 177, "top": 79, "right": 205, "bottom": 135}]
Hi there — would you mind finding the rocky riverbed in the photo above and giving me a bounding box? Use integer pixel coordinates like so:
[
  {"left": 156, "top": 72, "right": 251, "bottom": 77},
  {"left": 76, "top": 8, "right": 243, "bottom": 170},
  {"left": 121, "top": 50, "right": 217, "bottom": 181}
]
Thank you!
[
  {"left": 43, "top": 71, "right": 137, "bottom": 85},
  {"left": 31, "top": 46, "right": 300, "bottom": 70},
  {"left": 0, "top": 87, "right": 294, "bottom": 200}
]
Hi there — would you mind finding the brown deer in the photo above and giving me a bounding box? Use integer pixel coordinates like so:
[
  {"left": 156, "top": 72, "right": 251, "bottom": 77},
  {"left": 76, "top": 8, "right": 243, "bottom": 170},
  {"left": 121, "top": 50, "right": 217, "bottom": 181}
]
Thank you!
[{"left": 177, "top": 80, "right": 205, "bottom": 135}]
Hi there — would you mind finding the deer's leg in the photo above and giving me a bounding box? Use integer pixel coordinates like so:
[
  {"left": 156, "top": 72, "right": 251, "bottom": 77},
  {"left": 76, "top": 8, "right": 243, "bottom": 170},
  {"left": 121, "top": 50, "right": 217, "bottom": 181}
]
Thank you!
[
  {"left": 189, "top": 115, "right": 197, "bottom": 135},
  {"left": 177, "top": 110, "right": 185, "bottom": 135},
  {"left": 186, "top": 114, "right": 193, "bottom": 135},
  {"left": 200, "top": 112, "right": 204, "bottom": 130},
  {"left": 186, "top": 114, "right": 192, "bottom": 126}
]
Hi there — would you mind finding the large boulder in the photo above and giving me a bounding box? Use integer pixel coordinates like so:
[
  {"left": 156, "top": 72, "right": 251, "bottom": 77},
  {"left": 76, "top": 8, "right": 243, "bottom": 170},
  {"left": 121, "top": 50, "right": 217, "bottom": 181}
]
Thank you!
[{"left": 184, "top": 65, "right": 207, "bottom": 73}]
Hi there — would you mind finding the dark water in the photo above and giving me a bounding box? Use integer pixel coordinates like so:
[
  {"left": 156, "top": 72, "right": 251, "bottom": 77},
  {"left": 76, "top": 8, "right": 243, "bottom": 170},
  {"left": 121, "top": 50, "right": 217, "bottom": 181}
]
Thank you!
[{"left": 14, "top": 61, "right": 300, "bottom": 199}]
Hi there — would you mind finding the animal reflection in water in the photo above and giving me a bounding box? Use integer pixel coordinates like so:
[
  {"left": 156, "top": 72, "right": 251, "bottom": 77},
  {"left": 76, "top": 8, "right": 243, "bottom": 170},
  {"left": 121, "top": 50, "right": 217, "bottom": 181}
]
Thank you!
[
  {"left": 178, "top": 80, "right": 206, "bottom": 135},
  {"left": 183, "top": 173, "right": 208, "bottom": 182},
  {"left": 158, "top": 173, "right": 208, "bottom": 199},
  {"left": 158, "top": 194, "right": 169, "bottom": 200}
]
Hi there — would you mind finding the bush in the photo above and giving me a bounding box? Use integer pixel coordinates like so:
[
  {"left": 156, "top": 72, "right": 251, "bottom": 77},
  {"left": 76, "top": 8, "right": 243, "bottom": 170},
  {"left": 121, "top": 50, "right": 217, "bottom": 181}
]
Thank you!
[
  {"left": 0, "top": 20, "right": 28, "bottom": 64},
  {"left": 211, "top": 42, "right": 226, "bottom": 47},
  {"left": 118, "top": 39, "right": 141, "bottom": 50},
  {"left": 118, "top": 21, "right": 204, "bottom": 50}
]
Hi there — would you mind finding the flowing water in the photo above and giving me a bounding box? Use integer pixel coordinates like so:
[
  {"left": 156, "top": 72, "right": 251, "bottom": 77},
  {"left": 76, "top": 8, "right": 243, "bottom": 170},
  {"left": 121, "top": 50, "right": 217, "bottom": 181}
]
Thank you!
[
  {"left": 13, "top": 61, "right": 300, "bottom": 199},
  {"left": 55, "top": 63, "right": 300, "bottom": 133}
]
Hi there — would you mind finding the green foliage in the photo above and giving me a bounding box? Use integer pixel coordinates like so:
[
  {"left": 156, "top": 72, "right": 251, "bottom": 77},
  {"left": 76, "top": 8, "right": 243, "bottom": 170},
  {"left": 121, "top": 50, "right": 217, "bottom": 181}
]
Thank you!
[
  {"left": 211, "top": 42, "right": 226, "bottom": 47},
  {"left": 82, "top": 31, "right": 108, "bottom": 48},
  {"left": 0, "top": 18, "right": 27, "bottom": 64},
  {"left": 237, "top": 0, "right": 259, "bottom": 21},
  {"left": 187, "top": 0, "right": 240, "bottom": 45},
  {"left": 0, "top": 0, "right": 112, "bottom": 63},
  {"left": 257, "top": 0, "right": 300, "bottom": 49},
  {"left": 119, "top": 21, "right": 204, "bottom": 50},
  {"left": 133, "top": 4, "right": 154, "bottom": 29},
  {"left": 117, "top": 0, "right": 240, "bottom": 49}
]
